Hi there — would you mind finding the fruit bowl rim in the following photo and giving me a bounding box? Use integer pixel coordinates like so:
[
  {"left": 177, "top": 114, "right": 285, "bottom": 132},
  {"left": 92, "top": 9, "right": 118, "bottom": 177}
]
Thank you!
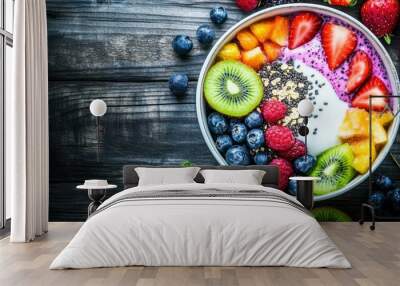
[{"left": 196, "top": 3, "right": 400, "bottom": 201}]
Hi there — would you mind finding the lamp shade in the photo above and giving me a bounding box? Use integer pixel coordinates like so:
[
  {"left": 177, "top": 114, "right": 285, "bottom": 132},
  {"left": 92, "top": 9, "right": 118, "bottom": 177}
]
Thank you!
[
  {"left": 297, "top": 99, "right": 314, "bottom": 117},
  {"left": 90, "top": 99, "right": 107, "bottom": 117}
]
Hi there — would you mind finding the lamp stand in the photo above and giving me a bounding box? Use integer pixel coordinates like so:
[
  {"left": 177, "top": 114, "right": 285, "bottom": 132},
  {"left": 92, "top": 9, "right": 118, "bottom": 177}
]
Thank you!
[
  {"left": 298, "top": 117, "right": 309, "bottom": 154},
  {"left": 359, "top": 95, "right": 400, "bottom": 231},
  {"left": 96, "top": 116, "right": 100, "bottom": 162}
]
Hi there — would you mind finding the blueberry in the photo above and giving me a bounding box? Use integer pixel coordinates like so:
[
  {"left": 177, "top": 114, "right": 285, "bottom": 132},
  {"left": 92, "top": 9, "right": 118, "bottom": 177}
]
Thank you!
[
  {"left": 254, "top": 151, "right": 269, "bottom": 165},
  {"left": 288, "top": 179, "right": 297, "bottom": 196},
  {"left": 207, "top": 112, "right": 228, "bottom": 135},
  {"left": 246, "top": 129, "right": 264, "bottom": 149},
  {"left": 215, "top": 135, "right": 233, "bottom": 154},
  {"left": 387, "top": 188, "right": 400, "bottom": 212},
  {"left": 374, "top": 174, "right": 394, "bottom": 191},
  {"left": 293, "top": 155, "right": 316, "bottom": 174},
  {"left": 393, "top": 189, "right": 400, "bottom": 212},
  {"left": 210, "top": 6, "right": 228, "bottom": 25},
  {"left": 229, "top": 118, "right": 242, "bottom": 131},
  {"left": 196, "top": 24, "right": 215, "bottom": 46},
  {"left": 244, "top": 111, "right": 263, "bottom": 129},
  {"left": 226, "top": 145, "right": 250, "bottom": 166},
  {"left": 172, "top": 35, "right": 193, "bottom": 56},
  {"left": 368, "top": 192, "right": 385, "bottom": 210},
  {"left": 231, "top": 123, "right": 247, "bottom": 143},
  {"left": 168, "top": 74, "right": 189, "bottom": 96}
]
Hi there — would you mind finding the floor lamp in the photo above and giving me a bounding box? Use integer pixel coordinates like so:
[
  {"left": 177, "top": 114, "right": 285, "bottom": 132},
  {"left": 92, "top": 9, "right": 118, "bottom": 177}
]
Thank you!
[
  {"left": 89, "top": 99, "right": 107, "bottom": 162},
  {"left": 359, "top": 95, "right": 400, "bottom": 230}
]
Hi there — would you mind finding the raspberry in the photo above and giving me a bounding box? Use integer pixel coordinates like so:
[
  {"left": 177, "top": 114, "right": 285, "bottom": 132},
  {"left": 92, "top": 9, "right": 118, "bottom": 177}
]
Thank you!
[
  {"left": 261, "top": 99, "right": 287, "bottom": 123},
  {"left": 277, "top": 139, "right": 306, "bottom": 160},
  {"left": 235, "top": 0, "right": 259, "bottom": 12},
  {"left": 265, "top": 125, "right": 295, "bottom": 151},
  {"left": 270, "top": 158, "right": 294, "bottom": 190}
]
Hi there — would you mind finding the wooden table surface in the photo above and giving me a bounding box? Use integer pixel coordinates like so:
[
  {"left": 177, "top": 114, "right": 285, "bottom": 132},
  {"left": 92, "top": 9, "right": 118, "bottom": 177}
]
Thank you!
[{"left": 47, "top": 0, "right": 400, "bottom": 221}]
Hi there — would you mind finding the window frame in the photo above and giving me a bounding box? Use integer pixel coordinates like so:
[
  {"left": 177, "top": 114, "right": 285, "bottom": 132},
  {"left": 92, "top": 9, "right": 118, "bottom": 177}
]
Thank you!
[{"left": 0, "top": 0, "right": 13, "bottom": 229}]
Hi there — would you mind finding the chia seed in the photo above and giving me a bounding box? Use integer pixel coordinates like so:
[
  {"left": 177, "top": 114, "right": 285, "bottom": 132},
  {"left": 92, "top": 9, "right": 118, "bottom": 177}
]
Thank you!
[{"left": 258, "top": 61, "right": 314, "bottom": 135}]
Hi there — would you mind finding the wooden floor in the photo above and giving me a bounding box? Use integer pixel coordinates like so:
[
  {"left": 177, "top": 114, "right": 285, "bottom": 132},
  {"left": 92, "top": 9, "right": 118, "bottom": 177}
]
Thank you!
[{"left": 0, "top": 222, "right": 399, "bottom": 286}]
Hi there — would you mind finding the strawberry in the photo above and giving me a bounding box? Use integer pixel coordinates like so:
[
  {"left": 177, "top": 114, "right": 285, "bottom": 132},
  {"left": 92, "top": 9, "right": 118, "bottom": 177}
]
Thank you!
[
  {"left": 236, "top": 0, "right": 260, "bottom": 12},
  {"left": 270, "top": 16, "right": 289, "bottom": 47},
  {"left": 288, "top": 12, "right": 322, "bottom": 49},
  {"left": 321, "top": 23, "right": 357, "bottom": 70},
  {"left": 263, "top": 41, "right": 282, "bottom": 62},
  {"left": 346, "top": 51, "right": 372, "bottom": 93},
  {"left": 352, "top": 76, "right": 389, "bottom": 111},
  {"left": 325, "top": 0, "right": 357, "bottom": 6},
  {"left": 361, "top": 0, "right": 400, "bottom": 44}
]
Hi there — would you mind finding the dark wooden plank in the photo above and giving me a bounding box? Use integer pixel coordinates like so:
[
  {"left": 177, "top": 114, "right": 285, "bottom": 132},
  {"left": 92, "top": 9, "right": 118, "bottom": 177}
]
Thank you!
[
  {"left": 47, "top": 0, "right": 399, "bottom": 81},
  {"left": 49, "top": 81, "right": 216, "bottom": 220},
  {"left": 47, "top": 0, "right": 244, "bottom": 81}
]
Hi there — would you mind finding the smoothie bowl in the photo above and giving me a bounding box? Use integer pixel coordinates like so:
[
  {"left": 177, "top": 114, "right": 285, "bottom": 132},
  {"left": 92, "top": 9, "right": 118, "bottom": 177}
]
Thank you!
[{"left": 196, "top": 4, "right": 400, "bottom": 201}]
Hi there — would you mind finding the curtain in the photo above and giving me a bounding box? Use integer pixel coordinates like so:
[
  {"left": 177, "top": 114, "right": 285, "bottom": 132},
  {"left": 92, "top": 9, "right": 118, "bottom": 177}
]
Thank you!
[{"left": 9, "top": 0, "right": 49, "bottom": 242}]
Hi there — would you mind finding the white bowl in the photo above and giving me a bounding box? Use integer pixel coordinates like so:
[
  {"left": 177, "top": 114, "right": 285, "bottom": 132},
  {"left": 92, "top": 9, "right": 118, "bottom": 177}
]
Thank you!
[{"left": 196, "top": 3, "right": 400, "bottom": 201}]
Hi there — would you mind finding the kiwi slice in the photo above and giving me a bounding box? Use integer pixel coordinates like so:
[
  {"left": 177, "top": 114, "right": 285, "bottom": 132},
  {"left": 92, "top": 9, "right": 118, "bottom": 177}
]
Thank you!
[
  {"left": 310, "top": 144, "right": 356, "bottom": 196},
  {"left": 204, "top": 60, "right": 263, "bottom": 117},
  {"left": 312, "top": 207, "right": 352, "bottom": 222}
]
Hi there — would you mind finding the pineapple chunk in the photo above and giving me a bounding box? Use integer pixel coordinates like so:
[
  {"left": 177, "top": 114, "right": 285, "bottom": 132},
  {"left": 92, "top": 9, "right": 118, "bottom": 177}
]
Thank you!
[
  {"left": 372, "top": 111, "right": 394, "bottom": 127},
  {"left": 338, "top": 108, "right": 369, "bottom": 140},
  {"left": 349, "top": 138, "right": 376, "bottom": 174},
  {"left": 338, "top": 108, "right": 388, "bottom": 146},
  {"left": 372, "top": 121, "right": 387, "bottom": 147}
]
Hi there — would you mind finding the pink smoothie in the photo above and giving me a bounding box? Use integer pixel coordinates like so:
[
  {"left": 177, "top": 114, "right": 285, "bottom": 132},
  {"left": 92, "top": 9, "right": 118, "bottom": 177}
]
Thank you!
[{"left": 281, "top": 16, "right": 391, "bottom": 105}]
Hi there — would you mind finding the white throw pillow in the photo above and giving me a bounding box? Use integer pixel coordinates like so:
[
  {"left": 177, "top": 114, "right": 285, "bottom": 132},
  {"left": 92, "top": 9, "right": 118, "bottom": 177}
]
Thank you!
[
  {"left": 135, "top": 167, "right": 201, "bottom": 186},
  {"left": 200, "top": 169, "right": 266, "bottom": 185}
]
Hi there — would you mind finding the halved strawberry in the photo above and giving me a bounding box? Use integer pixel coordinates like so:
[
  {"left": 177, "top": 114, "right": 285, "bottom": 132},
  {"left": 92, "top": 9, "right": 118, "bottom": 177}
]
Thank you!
[
  {"left": 321, "top": 23, "right": 357, "bottom": 70},
  {"left": 288, "top": 12, "right": 322, "bottom": 49},
  {"left": 242, "top": 46, "right": 267, "bottom": 70},
  {"left": 270, "top": 16, "right": 289, "bottom": 47},
  {"left": 346, "top": 51, "right": 372, "bottom": 93},
  {"left": 352, "top": 76, "right": 389, "bottom": 111},
  {"left": 263, "top": 41, "right": 282, "bottom": 62}
]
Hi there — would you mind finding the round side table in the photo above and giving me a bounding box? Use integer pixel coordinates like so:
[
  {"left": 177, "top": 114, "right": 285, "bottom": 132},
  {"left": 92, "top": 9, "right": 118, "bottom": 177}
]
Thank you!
[
  {"left": 289, "top": 177, "right": 320, "bottom": 210},
  {"left": 77, "top": 181, "right": 117, "bottom": 217}
]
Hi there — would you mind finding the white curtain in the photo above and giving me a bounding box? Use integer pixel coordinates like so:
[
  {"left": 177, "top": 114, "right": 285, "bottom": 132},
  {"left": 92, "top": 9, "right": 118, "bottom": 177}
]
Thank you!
[{"left": 9, "top": 0, "right": 49, "bottom": 242}]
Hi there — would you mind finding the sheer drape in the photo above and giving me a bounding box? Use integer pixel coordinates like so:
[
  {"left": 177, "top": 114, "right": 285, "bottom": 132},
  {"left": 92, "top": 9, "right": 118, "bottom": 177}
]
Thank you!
[{"left": 9, "top": 0, "right": 49, "bottom": 242}]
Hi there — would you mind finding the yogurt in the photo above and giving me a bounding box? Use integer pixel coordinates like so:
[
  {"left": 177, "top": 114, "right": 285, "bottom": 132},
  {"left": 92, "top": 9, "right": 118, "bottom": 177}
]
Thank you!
[{"left": 294, "top": 60, "right": 348, "bottom": 156}]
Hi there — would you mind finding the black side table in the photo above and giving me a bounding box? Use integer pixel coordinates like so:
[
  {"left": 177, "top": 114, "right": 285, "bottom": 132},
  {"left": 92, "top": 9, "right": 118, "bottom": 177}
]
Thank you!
[
  {"left": 77, "top": 180, "right": 117, "bottom": 217},
  {"left": 289, "top": 177, "right": 320, "bottom": 210}
]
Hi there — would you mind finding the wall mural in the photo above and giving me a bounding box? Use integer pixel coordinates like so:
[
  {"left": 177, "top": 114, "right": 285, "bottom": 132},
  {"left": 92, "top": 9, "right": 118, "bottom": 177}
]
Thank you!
[{"left": 47, "top": 0, "right": 400, "bottom": 221}]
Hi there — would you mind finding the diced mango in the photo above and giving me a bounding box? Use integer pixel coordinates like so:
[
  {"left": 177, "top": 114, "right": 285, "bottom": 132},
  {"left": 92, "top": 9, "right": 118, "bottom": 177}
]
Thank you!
[
  {"left": 270, "top": 16, "right": 289, "bottom": 46},
  {"left": 236, "top": 29, "right": 259, "bottom": 51},
  {"left": 263, "top": 41, "right": 282, "bottom": 62},
  {"left": 217, "top": 43, "right": 241, "bottom": 61},
  {"left": 249, "top": 19, "right": 275, "bottom": 43},
  {"left": 241, "top": 47, "right": 267, "bottom": 70}
]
